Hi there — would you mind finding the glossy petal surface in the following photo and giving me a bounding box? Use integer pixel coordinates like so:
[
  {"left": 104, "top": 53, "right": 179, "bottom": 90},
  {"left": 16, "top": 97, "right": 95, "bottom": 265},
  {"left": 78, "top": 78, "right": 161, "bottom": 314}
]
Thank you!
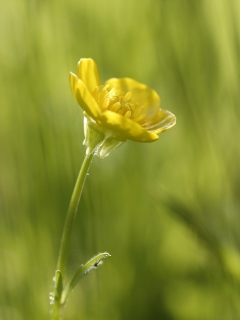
[
  {"left": 70, "top": 72, "right": 100, "bottom": 119},
  {"left": 99, "top": 111, "right": 159, "bottom": 142},
  {"left": 77, "top": 58, "right": 101, "bottom": 93}
]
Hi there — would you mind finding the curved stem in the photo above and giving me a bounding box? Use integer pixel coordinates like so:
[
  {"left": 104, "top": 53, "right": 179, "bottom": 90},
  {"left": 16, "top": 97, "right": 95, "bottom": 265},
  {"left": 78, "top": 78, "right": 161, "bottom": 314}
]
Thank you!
[
  {"left": 57, "top": 152, "right": 94, "bottom": 275},
  {"left": 50, "top": 152, "right": 94, "bottom": 320}
]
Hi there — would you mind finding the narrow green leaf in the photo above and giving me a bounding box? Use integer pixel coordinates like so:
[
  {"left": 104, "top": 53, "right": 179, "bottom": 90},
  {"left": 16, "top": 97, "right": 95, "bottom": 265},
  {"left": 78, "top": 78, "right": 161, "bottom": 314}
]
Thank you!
[{"left": 61, "top": 252, "right": 111, "bottom": 304}]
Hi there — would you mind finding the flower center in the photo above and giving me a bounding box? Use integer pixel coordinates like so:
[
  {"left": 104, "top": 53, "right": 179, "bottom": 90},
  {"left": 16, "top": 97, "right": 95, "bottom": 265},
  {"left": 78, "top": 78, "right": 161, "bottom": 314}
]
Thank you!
[{"left": 92, "top": 85, "right": 146, "bottom": 124}]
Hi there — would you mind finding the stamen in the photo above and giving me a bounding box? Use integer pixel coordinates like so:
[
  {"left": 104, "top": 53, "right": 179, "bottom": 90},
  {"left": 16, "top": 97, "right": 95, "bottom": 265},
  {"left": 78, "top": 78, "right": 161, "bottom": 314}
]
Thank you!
[
  {"left": 123, "top": 104, "right": 131, "bottom": 111},
  {"left": 92, "top": 87, "right": 98, "bottom": 98},
  {"left": 93, "top": 85, "right": 148, "bottom": 125},
  {"left": 125, "top": 111, "right": 131, "bottom": 118},
  {"left": 103, "top": 84, "right": 110, "bottom": 91},
  {"left": 133, "top": 105, "right": 144, "bottom": 118},
  {"left": 134, "top": 113, "right": 146, "bottom": 123},
  {"left": 110, "top": 102, "right": 121, "bottom": 112},
  {"left": 110, "top": 96, "right": 118, "bottom": 104},
  {"left": 102, "top": 98, "right": 110, "bottom": 110},
  {"left": 99, "top": 88, "right": 108, "bottom": 103},
  {"left": 124, "top": 91, "right": 132, "bottom": 101}
]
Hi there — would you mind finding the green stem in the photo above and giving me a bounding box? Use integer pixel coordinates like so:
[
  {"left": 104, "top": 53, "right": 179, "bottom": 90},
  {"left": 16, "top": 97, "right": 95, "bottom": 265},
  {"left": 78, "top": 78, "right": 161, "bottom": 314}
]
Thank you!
[
  {"left": 50, "top": 152, "right": 94, "bottom": 320},
  {"left": 56, "top": 153, "right": 94, "bottom": 274},
  {"left": 50, "top": 302, "right": 65, "bottom": 320}
]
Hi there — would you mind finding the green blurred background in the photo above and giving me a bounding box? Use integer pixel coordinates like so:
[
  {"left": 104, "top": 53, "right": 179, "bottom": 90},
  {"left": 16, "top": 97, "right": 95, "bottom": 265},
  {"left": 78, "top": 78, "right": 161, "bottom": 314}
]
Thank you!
[{"left": 1, "top": 0, "right": 240, "bottom": 319}]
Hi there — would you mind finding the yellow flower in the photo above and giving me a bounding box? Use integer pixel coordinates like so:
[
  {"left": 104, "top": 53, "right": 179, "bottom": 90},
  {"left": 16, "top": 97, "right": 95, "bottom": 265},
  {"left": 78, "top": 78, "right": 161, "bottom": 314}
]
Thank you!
[{"left": 70, "top": 58, "right": 176, "bottom": 157}]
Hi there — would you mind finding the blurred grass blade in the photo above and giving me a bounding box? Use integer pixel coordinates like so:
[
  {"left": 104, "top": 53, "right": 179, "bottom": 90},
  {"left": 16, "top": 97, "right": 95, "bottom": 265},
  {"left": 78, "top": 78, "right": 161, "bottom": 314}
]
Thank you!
[{"left": 61, "top": 252, "right": 111, "bottom": 304}]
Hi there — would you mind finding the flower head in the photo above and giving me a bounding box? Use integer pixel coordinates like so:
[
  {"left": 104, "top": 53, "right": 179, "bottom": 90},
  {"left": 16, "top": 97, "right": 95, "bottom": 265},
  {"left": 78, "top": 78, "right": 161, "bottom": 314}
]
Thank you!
[{"left": 70, "top": 58, "right": 176, "bottom": 158}]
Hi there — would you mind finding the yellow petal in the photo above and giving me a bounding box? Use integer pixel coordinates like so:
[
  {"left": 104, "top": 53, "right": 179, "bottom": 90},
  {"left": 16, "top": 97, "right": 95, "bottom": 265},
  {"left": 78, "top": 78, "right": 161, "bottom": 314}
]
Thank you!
[
  {"left": 69, "top": 72, "right": 101, "bottom": 119},
  {"left": 77, "top": 58, "right": 101, "bottom": 93},
  {"left": 105, "top": 78, "right": 160, "bottom": 120},
  {"left": 98, "top": 111, "right": 159, "bottom": 142},
  {"left": 143, "top": 109, "right": 176, "bottom": 134}
]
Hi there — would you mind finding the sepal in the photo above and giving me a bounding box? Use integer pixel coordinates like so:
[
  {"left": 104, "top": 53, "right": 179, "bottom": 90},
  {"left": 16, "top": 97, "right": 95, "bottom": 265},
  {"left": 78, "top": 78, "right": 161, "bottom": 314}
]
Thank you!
[{"left": 83, "top": 114, "right": 126, "bottom": 158}]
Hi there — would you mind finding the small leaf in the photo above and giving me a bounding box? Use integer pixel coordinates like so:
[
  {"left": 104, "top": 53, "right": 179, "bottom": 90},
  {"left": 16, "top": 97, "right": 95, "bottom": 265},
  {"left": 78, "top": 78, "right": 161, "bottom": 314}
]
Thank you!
[
  {"left": 50, "top": 270, "right": 63, "bottom": 305},
  {"left": 61, "top": 252, "right": 111, "bottom": 304}
]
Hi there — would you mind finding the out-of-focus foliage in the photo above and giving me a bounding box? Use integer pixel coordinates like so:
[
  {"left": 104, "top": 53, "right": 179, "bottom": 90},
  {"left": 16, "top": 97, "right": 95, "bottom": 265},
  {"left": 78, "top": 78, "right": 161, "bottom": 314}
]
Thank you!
[{"left": 1, "top": 0, "right": 240, "bottom": 319}]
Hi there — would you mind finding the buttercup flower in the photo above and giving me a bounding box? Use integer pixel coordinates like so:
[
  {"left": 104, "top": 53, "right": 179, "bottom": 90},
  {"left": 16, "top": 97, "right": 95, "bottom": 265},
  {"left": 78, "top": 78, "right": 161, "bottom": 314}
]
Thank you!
[{"left": 70, "top": 58, "right": 176, "bottom": 158}]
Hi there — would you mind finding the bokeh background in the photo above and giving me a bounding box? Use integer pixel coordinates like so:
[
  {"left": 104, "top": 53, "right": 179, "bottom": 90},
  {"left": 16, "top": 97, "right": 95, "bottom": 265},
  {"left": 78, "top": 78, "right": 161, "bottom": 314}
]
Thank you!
[{"left": 1, "top": 0, "right": 240, "bottom": 319}]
